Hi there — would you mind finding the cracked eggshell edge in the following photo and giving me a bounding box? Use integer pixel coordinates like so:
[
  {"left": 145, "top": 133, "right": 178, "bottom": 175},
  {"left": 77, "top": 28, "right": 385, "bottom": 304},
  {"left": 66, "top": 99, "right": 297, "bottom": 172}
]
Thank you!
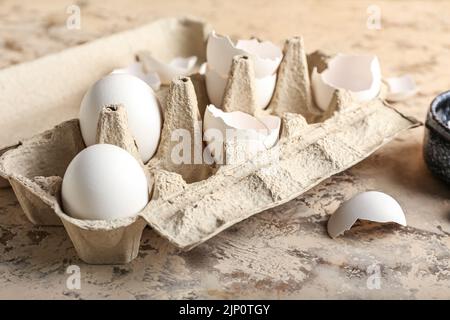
[
  {"left": 141, "top": 54, "right": 198, "bottom": 84},
  {"left": 312, "top": 55, "right": 382, "bottom": 111},
  {"left": 206, "top": 31, "right": 247, "bottom": 77},
  {"left": 235, "top": 39, "right": 283, "bottom": 78},
  {"left": 207, "top": 31, "right": 282, "bottom": 78},
  {"left": 327, "top": 191, "right": 407, "bottom": 238},
  {"left": 203, "top": 105, "right": 281, "bottom": 161}
]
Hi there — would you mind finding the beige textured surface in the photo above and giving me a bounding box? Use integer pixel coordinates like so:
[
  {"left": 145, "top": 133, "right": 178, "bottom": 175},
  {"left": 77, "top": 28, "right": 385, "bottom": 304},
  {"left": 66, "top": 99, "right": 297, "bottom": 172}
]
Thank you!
[{"left": 0, "top": 0, "right": 449, "bottom": 299}]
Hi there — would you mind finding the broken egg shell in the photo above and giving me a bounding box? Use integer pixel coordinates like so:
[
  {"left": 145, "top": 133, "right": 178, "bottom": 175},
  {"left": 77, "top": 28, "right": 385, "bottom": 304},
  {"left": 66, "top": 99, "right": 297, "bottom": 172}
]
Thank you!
[
  {"left": 206, "top": 31, "right": 247, "bottom": 77},
  {"left": 111, "top": 62, "right": 161, "bottom": 91},
  {"left": 205, "top": 65, "right": 277, "bottom": 110},
  {"left": 259, "top": 115, "right": 281, "bottom": 148},
  {"left": 207, "top": 31, "right": 282, "bottom": 78},
  {"left": 203, "top": 105, "right": 280, "bottom": 162},
  {"left": 204, "top": 104, "right": 269, "bottom": 140},
  {"left": 327, "top": 191, "right": 407, "bottom": 238},
  {"left": 236, "top": 39, "right": 283, "bottom": 78},
  {"left": 142, "top": 55, "right": 197, "bottom": 84},
  {"left": 312, "top": 54, "right": 382, "bottom": 111},
  {"left": 385, "top": 75, "right": 417, "bottom": 102}
]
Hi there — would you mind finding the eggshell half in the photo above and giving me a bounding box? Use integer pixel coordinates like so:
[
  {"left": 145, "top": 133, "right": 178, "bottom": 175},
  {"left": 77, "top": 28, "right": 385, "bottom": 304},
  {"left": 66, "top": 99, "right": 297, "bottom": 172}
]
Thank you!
[
  {"left": 206, "top": 31, "right": 247, "bottom": 77},
  {"left": 62, "top": 144, "right": 149, "bottom": 221},
  {"left": 203, "top": 105, "right": 280, "bottom": 163},
  {"left": 312, "top": 54, "right": 382, "bottom": 111},
  {"left": 259, "top": 115, "right": 281, "bottom": 148},
  {"left": 386, "top": 75, "right": 417, "bottom": 102},
  {"left": 204, "top": 104, "right": 269, "bottom": 141},
  {"left": 236, "top": 39, "right": 283, "bottom": 78},
  {"left": 327, "top": 191, "right": 407, "bottom": 238},
  {"left": 207, "top": 31, "right": 282, "bottom": 78},
  {"left": 79, "top": 73, "right": 162, "bottom": 163}
]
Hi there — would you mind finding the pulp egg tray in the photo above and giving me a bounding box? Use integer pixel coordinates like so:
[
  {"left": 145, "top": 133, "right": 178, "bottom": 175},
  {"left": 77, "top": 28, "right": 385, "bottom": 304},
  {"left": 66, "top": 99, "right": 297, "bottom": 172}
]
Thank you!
[{"left": 0, "top": 17, "right": 420, "bottom": 264}]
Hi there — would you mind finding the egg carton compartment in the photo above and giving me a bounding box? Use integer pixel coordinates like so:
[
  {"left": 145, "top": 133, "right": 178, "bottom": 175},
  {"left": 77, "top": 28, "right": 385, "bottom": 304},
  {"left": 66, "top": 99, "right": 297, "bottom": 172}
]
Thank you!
[
  {"left": 0, "top": 17, "right": 420, "bottom": 264},
  {"left": 0, "top": 145, "right": 19, "bottom": 188}
]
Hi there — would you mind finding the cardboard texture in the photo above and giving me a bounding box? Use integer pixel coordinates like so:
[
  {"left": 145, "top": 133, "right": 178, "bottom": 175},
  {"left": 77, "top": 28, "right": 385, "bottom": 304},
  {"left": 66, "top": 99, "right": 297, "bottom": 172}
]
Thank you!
[{"left": 0, "top": 17, "right": 420, "bottom": 264}]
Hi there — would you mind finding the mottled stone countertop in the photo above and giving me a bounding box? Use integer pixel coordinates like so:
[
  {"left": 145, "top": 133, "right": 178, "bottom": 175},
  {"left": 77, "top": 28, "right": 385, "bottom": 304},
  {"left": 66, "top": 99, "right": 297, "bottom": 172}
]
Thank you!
[{"left": 0, "top": 0, "right": 449, "bottom": 299}]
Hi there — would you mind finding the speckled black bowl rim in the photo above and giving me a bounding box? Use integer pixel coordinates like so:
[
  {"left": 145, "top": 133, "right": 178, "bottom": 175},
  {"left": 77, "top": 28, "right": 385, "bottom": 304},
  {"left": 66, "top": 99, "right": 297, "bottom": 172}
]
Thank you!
[{"left": 427, "top": 90, "right": 450, "bottom": 142}]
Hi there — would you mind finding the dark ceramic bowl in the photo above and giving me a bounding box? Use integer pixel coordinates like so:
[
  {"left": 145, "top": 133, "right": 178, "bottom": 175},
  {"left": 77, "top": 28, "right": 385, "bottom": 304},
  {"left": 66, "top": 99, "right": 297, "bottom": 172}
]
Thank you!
[{"left": 424, "top": 90, "right": 450, "bottom": 185}]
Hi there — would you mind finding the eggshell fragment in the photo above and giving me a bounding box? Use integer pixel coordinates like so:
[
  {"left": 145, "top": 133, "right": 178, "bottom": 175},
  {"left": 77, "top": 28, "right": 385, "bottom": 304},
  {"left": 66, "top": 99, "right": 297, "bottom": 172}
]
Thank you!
[
  {"left": 207, "top": 31, "right": 282, "bottom": 78},
  {"left": 312, "top": 54, "right": 382, "bottom": 111},
  {"left": 327, "top": 191, "right": 407, "bottom": 238},
  {"left": 204, "top": 104, "right": 268, "bottom": 142},
  {"left": 142, "top": 55, "right": 197, "bottom": 84},
  {"left": 206, "top": 31, "right": 247, "bottom": 77},
  {"left": 199, "top": 62, "right": 207, "bottom": 75},
  {"left": 61, "top": 144, "right": 149, "bottom": 221},
  {"left": 255, "top": 73, "right": 277, "bottom": 109},
  {"left": 386, "top": 75, "right": 417, "bottom": 102},
  {"left": 79, "top": 73, "right": 162, "bottom": 163},
  {"left": 259, "top": 115, "right": 281, "bottom": 148},
  {"left": 205, "top": 64, "right": 277, "bottom": 109},
  {"left": 236, "top": 39, "right": 283, "bottom": 78},
  {"left": 203, "top": 105, "right": 280, "bottom": 163},
  {"left": 111, "top": 62, "right": 161, "bottom": 91},
  {"left": 205, "top": 67, "right": 228, "bottom": 107}
]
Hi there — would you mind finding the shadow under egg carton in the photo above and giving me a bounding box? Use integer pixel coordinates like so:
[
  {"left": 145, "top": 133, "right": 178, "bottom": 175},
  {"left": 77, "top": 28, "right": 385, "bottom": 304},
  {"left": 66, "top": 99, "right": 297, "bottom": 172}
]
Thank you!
[{"left": 0, "top": 18, "right": 421, "bottom": 264}]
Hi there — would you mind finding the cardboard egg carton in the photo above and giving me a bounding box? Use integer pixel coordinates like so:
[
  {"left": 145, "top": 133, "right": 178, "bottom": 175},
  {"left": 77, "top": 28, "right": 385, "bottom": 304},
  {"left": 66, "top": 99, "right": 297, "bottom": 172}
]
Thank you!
[{"left": 0, "top": 17, "right": 420, "bottom": 264}]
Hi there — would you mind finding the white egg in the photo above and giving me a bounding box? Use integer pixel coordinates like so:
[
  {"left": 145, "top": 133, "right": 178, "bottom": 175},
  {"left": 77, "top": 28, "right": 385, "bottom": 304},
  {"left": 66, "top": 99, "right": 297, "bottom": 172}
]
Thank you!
[
  {"left": 79, "top": 73, "right": 162, "bottom": 163},
  {"left": 61, "top": 144, "right": 149, "bottom": 221}
]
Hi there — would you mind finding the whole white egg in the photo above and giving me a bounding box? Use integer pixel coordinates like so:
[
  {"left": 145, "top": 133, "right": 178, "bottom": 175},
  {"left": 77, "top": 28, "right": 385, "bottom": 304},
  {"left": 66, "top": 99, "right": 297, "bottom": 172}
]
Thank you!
[
  {"left": 61, "top": 144, "right": 149, "bottom": 221},
  {"left": 79, "top": 73, "right": 162, "bottom": 163}
]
